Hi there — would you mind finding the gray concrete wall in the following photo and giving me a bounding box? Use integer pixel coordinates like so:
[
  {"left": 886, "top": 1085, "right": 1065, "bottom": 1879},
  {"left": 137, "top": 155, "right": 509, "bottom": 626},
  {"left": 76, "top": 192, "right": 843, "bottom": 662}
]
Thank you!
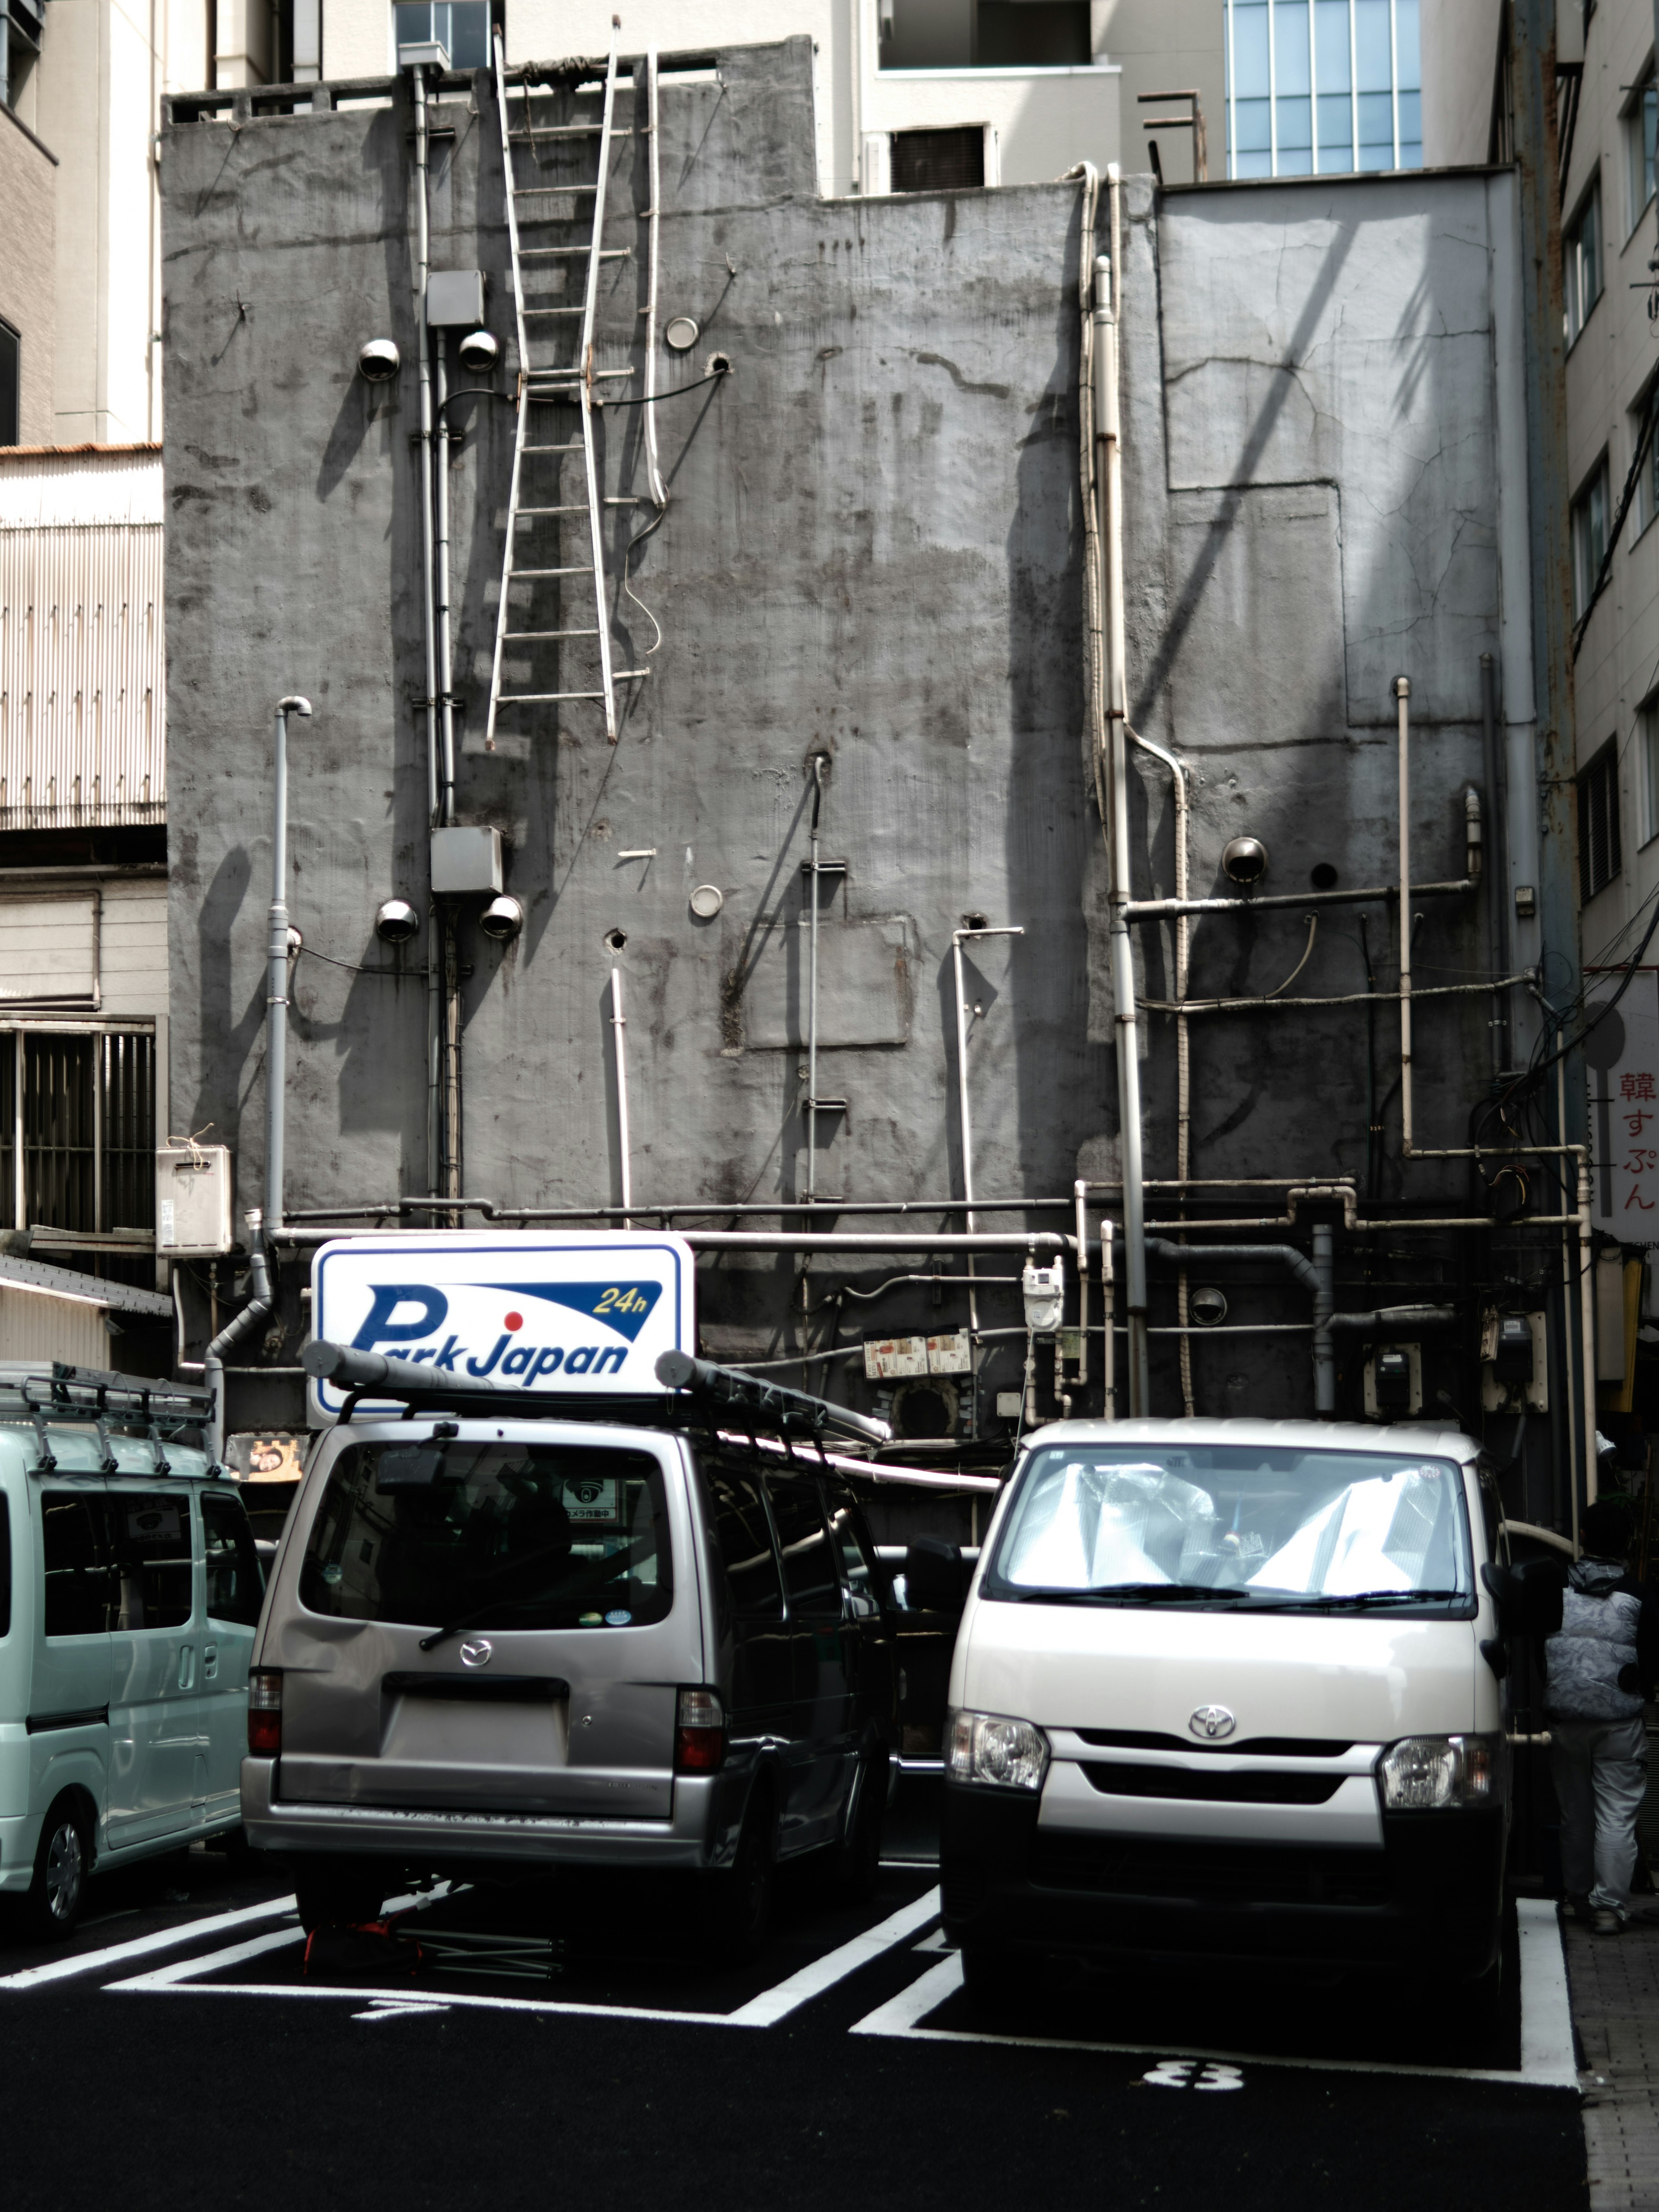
[{"left": 160, "top": 44, "right": 1553, "bottom": 1484}]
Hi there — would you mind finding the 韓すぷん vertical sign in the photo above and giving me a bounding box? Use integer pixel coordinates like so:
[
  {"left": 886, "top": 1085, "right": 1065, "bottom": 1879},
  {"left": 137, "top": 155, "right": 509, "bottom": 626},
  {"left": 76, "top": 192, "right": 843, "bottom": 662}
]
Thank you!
[{"left": 308, "top": 1233, "right": 695, "bottom": 1421}]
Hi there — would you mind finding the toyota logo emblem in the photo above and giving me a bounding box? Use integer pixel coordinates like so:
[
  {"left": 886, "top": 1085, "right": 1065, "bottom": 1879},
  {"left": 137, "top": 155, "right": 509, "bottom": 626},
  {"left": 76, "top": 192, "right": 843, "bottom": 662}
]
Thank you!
[
  {"left": 1189, "top": 1704, "right": 1236, "bottom": 1740},
  {"left": 459, "top": 1638, "right": 493, "bottom": 1669}
]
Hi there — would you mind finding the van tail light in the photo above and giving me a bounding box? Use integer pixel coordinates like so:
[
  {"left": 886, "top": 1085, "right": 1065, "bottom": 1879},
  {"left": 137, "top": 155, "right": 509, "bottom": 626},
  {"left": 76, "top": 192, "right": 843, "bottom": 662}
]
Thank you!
[
  {"left": 674, "top": 1686, "right": 727, "bottom": 1773},
  {"left": 248, "top": 1669, "right": 283, "bottom": 1757}
]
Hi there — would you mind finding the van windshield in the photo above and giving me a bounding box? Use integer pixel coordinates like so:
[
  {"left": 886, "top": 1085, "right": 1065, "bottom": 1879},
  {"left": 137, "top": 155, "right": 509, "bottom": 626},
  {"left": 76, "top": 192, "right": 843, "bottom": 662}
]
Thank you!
[
  {"left": 985, "top": 1443, "right": 1471, "bottom": 1611},
  {"left": 299, "top": 1441, "right": 673, "bottom": 1631}
]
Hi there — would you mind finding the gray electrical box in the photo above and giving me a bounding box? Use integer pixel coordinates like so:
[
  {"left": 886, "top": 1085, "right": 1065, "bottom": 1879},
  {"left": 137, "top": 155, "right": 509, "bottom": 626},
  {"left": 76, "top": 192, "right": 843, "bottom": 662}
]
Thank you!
[
  {"left": 431, "top": 823, "right": 503, "bottom": 896},
  {"left": 156, "top": 1144, "right": 234, "bottom": 1256},
  {"left": 427, "top": 270, "right": 486, "bottom": 327}
]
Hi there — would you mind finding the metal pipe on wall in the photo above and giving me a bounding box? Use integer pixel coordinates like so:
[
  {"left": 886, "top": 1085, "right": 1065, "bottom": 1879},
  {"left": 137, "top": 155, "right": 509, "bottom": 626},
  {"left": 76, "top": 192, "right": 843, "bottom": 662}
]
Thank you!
[
  {"left": 266, "top": 695, "right": 311, "bottom": 1230},
  {"left": 1395, "top": 674, "right": 1417, "bottom": 1157},
  {"left": 1094, "top": 169, "right": 1149, "bottom": 1418},
  {"left": 952, "top": 924, "right": 1023, "bottom": 1337},
  {"left": 203, "top": 1211, "right": 273, "bottom": 1467},
  {"left": 1130, "top": 722, "right": 1193, "bottom": 1414},
  {"left": 806, "top": 759, "right": 826, "bottom": 1206},
  {"left": 411, "top": 64, "right": 439, "bottom": 830},
  {"left": 434, "top": 338, "right": 457, "bottom": 830},
  {"left": 611, "top": 965, "right": 632, "bottom": 1227},
  {"left": 1479, "top": 651, "right": 1511, "bottom": 1073}
]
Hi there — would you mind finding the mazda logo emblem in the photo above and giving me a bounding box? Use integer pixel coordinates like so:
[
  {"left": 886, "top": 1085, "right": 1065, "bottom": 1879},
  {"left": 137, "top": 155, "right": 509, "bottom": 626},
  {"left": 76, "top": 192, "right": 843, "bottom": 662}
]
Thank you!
[
  {"left": 1189, "top": 1704, "right": 1236, "bottom": 1740},
  {"left": 459, "top": 1639, "right": 493, "bottom": 1669}
]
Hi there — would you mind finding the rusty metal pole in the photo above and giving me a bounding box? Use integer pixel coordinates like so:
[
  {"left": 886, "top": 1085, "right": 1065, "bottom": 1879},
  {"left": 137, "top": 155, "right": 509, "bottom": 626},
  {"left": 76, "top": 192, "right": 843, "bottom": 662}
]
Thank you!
[{"left": 1512, "top": 0, "right": 1589, "bottom": 1523}]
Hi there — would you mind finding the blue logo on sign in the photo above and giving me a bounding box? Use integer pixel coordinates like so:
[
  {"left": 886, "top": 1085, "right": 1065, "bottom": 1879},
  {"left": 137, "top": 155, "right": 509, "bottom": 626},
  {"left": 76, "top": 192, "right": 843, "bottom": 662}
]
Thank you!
[{"left": 486, "top": 1281, "right": 662, "bottom": 1342}]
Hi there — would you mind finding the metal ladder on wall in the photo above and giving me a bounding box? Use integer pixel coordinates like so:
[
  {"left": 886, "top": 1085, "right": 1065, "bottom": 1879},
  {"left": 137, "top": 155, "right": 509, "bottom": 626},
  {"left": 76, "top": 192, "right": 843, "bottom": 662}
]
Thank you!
[{"left": 485, "top": 22, "right": 643, "bottom": 748}]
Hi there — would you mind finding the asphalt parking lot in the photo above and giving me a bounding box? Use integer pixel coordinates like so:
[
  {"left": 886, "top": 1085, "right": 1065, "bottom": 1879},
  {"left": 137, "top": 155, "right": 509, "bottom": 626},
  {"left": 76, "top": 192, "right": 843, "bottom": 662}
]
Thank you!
[{"left": 0, "top": 1843, "right": 1586, "bottom": 2212}]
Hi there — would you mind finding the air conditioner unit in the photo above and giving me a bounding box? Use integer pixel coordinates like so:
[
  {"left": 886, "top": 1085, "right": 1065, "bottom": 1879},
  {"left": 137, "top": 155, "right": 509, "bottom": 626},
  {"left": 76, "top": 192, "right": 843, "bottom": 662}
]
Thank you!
[{"left": 156, "top": 1144, "right": 233, "bottom": 1256}]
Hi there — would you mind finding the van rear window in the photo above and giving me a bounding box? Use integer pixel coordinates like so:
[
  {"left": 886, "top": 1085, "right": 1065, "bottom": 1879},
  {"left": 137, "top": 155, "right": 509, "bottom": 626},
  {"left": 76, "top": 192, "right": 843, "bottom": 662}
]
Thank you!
[{"left": 299, "top": 1441, "right": 673, "bottom": 1632}]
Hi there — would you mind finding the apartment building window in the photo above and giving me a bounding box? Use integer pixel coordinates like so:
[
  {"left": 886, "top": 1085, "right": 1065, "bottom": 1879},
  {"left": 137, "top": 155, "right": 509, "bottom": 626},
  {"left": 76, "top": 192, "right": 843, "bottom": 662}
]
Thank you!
[
  {"left": 1628, "top": 76, "right": 1658, "bottom": 231},
  {"left": 0, "top": 0, "right": 42, "bottom": 111},
  {"left": 1580, "top": 741, "right": 1623, "bottom": 903},
  {"left": 880, "top": 1, "right": 1090, "bottom": 70},
  {"left": 1225, "top": 0, "right": 1422, "bottom": 180},
  {"left": 0, "top": 320, "right": 17, "bottom": 449},
  {"left": 1634, "top": 387, "right": 1659, "bottom": 537},
  {"left": 392, "top": 0, "right": 488, "bottom": 68},
  {"left": 1564, "top": 183, "right": 1603, "bottom": 345},
  {"left": 0, "top": 1029, "right": 156, "bottom": 1238},
  {"left": 1641, "top": 702, "right": 1659, "bottom": 846},
  {"left": 1573, "top": 457, "right": 1610, "bottom": 619}
]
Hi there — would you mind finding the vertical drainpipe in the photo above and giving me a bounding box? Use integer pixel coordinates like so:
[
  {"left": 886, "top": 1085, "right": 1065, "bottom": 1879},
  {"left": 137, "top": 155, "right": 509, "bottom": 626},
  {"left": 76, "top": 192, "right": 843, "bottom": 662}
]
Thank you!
[
  {"left": 1479, "top": 652, "right": 1511, "bottom": 1074},
  {"left": 1511, "top": 0, "right": 1589, "bottom": 1518},
  {"left": 1311, "top": 1220, "right": 1335, "bottom": 1415},
  {"left": 1093, "top": 172, "right": 1149, "bottom": 1416}
]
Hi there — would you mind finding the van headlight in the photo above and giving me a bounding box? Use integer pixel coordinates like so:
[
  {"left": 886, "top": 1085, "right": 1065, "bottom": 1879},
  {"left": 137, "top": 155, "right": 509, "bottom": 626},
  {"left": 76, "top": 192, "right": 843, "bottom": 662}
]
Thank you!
[
  {"left": 1376, "top": 1733, "right": 1506, "bottom": 1811},
  {"left": 945, "top": 1709, "right": 1050, "bottom": 1792}
]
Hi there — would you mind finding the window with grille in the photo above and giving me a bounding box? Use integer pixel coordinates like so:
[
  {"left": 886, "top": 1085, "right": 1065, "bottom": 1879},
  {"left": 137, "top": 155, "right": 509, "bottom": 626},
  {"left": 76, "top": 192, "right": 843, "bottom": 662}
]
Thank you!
[
  {"left": 1640, "top": 702, "right": 1659, "bottom": 847},
  {"left": 891, "top": 128, "right": 985, "bottom": 194},
  {"left": 0, "top": 1028, "right": 156, "bottom": 1237},
  {"left": 1579, "top": 742, "right": 1622, "bottom": 904},
  {"left": 1627, "top": 75, "right": 1657, "bottom": 232}
]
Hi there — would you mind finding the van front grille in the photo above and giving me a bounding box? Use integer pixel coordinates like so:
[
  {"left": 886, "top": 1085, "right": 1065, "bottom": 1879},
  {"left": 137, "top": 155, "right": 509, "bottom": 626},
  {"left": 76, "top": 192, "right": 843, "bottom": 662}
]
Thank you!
[
  {"left": 1081, "top": 1761, "right": 1346, "bottom": 1806},
  {"left": 1029, "top": 1835, "right": 1389, "bottom": 1908}
]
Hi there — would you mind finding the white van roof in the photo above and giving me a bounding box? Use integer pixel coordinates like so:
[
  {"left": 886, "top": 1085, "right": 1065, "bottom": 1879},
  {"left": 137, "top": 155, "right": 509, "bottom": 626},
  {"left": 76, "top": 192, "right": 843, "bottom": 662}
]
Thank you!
[{"left": 1022, "top": 1415, "right": 1481, "bottom": 1465}]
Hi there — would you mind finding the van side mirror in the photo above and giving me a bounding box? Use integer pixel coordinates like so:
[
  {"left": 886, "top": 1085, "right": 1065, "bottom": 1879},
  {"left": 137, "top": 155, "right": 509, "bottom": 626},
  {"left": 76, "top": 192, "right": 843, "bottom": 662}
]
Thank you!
[
  {"left": 1481, "top": 1557, "right": 1565, "bottom": 1638},
  {"left": 904, "top": 1535, "right": 966, "bottom": 1614}
]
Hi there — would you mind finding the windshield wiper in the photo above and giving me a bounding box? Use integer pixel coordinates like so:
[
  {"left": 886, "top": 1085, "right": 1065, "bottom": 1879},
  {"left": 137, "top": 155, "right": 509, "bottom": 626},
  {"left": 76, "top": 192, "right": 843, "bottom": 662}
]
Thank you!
[
  {"left": 418, "top": 1536, "right": 652, "bottom": 1651},
  {"left": 1260, "top": 1587, "right": 1465, "bottom": 1613},
  {"left": 1011, "top": 1582, "right": 1253, "bottom": 1605}
]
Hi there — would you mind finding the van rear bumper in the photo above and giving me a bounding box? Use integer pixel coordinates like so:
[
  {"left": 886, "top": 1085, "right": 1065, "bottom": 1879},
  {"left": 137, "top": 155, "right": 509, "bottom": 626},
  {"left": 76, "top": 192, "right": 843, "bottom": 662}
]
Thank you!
[
  {"left": 242, "top": 1758, "right": 723, "bottom": 1871},
  {"left": 941, "top": 1786, "right": 1506, "bottom": 1979}
]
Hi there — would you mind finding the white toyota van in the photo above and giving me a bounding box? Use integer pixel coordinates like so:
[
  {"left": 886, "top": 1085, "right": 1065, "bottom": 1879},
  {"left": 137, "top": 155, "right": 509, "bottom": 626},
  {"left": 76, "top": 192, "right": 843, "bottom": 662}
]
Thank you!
[{"left": 941, "top": 1417, "right": 1539, "bottom": 2010}]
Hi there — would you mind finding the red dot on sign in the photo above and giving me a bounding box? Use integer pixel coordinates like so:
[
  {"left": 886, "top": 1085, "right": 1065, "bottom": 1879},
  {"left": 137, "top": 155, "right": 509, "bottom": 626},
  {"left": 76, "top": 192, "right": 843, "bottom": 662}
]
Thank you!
[{"left": 504, "top": 1311, "right": 523, "bottom": 1331}]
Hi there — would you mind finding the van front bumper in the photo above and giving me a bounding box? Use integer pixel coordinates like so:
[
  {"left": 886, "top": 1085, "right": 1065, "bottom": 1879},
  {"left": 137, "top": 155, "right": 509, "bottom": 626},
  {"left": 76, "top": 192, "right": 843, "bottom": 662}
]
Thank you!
[
  {"left": 241, "top": 1757, "right": 727, "bottom": 1872},
  {"left": 941, "top": 1785, "right": 1506, "bottom": 1979}
]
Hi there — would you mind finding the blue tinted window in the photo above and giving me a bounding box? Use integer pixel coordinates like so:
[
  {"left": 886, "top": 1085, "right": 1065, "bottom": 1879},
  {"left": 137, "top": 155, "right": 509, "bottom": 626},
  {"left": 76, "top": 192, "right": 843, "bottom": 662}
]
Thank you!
[
  {"left": 1395, "top": 0, "right": 1421, "bottom": 92},
  {"left": 1315, "top": 0, "right": 1351, "bottom": 92},
  {"left": 1235, "top": 147, "right": 1274, "bottom": 177},
  {"left": 1318, "top": 94, "right": 1354, "bottom": 167},
  {"left": 1234, "top": 97, "right": 1272, "bottom": 154},
  {"left": 1274, "top": 0, "right": 1311, "bottom": 97},
  {"left": 1358, "top": 89, "right": 1395, "bottom": 165},
  {"left": 1354, "top": 0, "right": 1392, "bottom": 92},
  {"left": 1231, "top": 0, "right": 1270, "bottom": 100},
  {"left": 1278, "top": 95, "right": 1313, "bottom": 153}
]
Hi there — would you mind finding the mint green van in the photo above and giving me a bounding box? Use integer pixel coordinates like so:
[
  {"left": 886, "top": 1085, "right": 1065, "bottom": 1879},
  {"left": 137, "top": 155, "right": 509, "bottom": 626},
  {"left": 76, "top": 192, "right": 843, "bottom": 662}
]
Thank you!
[{"left": 0, "top": 1368, "right": 264, "bottom": 1938}]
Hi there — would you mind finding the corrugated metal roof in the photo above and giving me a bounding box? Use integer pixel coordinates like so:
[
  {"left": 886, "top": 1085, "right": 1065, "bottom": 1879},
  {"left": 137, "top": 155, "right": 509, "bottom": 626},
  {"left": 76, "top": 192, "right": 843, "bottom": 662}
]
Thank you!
[{"left": 0, "top": 448, "right": 164, "bottom": 526}]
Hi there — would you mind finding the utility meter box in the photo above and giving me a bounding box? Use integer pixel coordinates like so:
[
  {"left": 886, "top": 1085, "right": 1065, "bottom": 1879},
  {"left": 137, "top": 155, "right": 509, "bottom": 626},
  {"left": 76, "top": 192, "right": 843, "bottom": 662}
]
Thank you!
[
  {"left": 156, "top": 1144, "right": 234, "bottom": 1256},
  {"left": 1479, "top": 1308, "right": 1548, "bottom": 1413},
  {"left": 431, "top": 824, "right": 503, "bottom": 896},
  {"left": 427, "top": 270, "right": 486, "bottom": 327},
  {"left": 1363, "top": 1342, "right": 1422, "bottom": 1419}
]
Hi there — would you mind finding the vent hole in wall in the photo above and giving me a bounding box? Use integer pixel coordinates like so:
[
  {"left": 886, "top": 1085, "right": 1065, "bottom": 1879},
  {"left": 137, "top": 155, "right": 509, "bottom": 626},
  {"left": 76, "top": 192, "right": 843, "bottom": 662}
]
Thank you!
[
  {"left": 604, "top": 928, "right": 627, "bottom": 952},
  {"left": 1309, "top": 863, "right": 1339, "bottom": 891}
]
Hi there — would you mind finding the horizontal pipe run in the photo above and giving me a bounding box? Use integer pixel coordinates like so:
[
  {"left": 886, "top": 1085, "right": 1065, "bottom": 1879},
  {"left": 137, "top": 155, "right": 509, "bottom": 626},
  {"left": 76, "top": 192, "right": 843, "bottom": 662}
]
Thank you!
[
  {"left": 269, "top": 1225, "right": 1076, "bottom": 1254},
  {"left": 277, "top": 1196, "right": 1077, "bottom": 1224},
  {"left": 1140, "top": 976, "right": 1531, "bottom": 1017},
  {"left": 1327, "top": 1305, "right": 1457, "bottom": 1328},
  {"left": 1125, "top": 878, "right": 1476, "bottom": 921}
]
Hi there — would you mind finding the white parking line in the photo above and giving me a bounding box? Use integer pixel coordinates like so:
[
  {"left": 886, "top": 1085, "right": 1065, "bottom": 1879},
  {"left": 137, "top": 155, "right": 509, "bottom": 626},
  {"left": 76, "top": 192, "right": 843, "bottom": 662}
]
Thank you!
[
  {"left": 0, "top": 1896, "right": 300, "bottom": 1991},
  {"left": 105, "top": 1886, "right": 944, "bottom": 2028},
  {"left": 848, "top": 1900, "right": 1580, "bottom": 2092}
]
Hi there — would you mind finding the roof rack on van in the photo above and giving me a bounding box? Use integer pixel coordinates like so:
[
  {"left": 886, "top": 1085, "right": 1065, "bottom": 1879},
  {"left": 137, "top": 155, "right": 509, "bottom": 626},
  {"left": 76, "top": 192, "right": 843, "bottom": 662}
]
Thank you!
[
  {"left": 302, "top": 1340, "right": 891, "bottom": 1448},
  {"left": 0, "top": 1362, "right": 216, "bottom": 1468}
]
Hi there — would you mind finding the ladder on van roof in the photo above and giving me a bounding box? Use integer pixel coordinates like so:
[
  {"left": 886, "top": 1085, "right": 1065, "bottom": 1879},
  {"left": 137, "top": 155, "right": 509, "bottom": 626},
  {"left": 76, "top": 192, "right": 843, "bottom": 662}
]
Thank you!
[{"left": 485, "top": 21, "right": 647, "bottom": 749}]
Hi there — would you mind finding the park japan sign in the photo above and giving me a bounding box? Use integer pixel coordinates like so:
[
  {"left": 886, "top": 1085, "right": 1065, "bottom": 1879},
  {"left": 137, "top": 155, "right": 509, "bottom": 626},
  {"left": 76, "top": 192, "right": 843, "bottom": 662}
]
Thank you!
[{"left": 308, "top": 1232, "right": 695, "bottom": 1421}]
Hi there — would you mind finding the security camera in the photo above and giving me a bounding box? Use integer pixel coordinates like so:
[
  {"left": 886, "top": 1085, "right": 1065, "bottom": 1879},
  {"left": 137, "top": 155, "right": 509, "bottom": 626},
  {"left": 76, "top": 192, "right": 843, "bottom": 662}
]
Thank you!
[
  {"left": 358, "top": 338, "right": 401, "bottom": 384},
  {"left": 479, "top": 893, "right": 523, "bottom": 943},
  {"left": 457, "top": 328, "right": 499, "bottom": 375},
  {"left": 375, "top": 897, "right": 421, "bottom": 945}
]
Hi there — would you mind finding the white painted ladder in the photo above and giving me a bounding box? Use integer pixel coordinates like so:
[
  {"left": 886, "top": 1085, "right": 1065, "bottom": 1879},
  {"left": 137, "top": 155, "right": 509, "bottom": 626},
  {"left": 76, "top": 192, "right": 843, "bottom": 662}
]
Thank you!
[{"left": 486, "top": 22, "right": 644, "bottom": 747}]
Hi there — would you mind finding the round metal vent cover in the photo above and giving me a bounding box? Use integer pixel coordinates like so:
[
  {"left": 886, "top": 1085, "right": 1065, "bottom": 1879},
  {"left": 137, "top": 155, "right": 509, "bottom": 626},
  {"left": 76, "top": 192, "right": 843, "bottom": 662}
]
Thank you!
[{"left": 664, "top": 315, "right": 699, "bottom": 352}]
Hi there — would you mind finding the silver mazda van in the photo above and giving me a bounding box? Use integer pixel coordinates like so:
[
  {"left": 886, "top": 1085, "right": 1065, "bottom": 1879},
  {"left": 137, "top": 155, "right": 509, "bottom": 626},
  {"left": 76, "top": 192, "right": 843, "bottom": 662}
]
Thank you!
[{"left": 244, "top": 1379, "right": 906, "bottom": 1955}]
